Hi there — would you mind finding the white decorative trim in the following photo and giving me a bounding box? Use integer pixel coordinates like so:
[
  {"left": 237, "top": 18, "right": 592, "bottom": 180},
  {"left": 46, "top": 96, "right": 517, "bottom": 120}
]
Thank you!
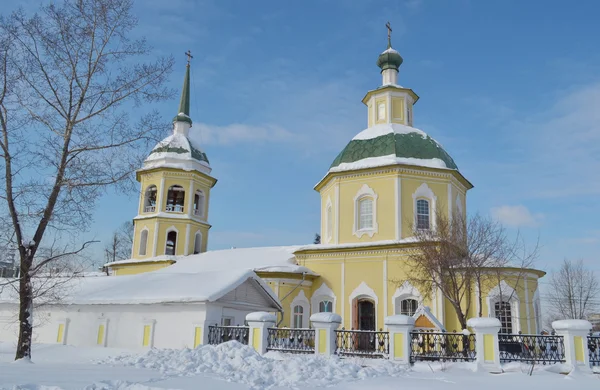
[
  {"left": 349, "top": 281, "right": 379, "bottom": 330},
  {"left": 447, "top": 183, "right": 452, "bottom": 221},
  {"left": 455, "top": 193, "right": 463, "bottom": 219},
  {"left": 193, "top": 231, "right": 203, "bottom": 254},
  {"left": 335, "top": 184, "right": 340, "bottom": 244},
  {"left": 184, "top": 224, "right": 191, "bottom": 256},
  {"left": 353, "top": 184, "right": 379, "bottom": 238},
  {"left": 413, "top": 306, "right": 445, "bottom": 331},
  {"left": 383, "top": 258, "right": 388, "bottom": 318},
  {"left": 533, "top": 288, "right": 542, "bottom": 333},
  {"left": 325, "top": 197, "right": 333, "bottom": 243},
  {"left": 311, "top": 283, "right": 337, "bottom": 315},
  {"left": 195, "top": 189, "right": 206, "bottom": 220},
  {"left": 392, "top": 281, "right": 422, "bottom": 315},
  {"left": 165, "top": 225, "right": 179, "bottom": 255},
  {"left": 395, "top": 176, "right": 402, "bottom": 240},
  {"left": 412, "top": 183, "right": 437, "bottom": 231},
  {"left": 262, "top": 278, "right": 312, "bottom": 287},
  {"left": 486, "top": 280, "right": 521, "bottom": 334},
  {"left": 157, "top": 177, "right": 166, "bottom": 212},
  {"left": 152, "top": 221, "right": 159, "bottom": 257},
  {"left": 290, "top": 290, "right": 310, "bottom": 328},
  {"left": 138, "top": 227, "right": 149, "bottom": 256},
  {"left": 524, "top": 276, "right": 531, "bottom": 333},
  {"left": 341, "top": 262, "right": 345, "bottom": 322},
  {"left": 475, "top": 283, "right": 481, "bottom": 317},
  {"left": 187, "top": 181, "right": 194, "bottom": 217}
]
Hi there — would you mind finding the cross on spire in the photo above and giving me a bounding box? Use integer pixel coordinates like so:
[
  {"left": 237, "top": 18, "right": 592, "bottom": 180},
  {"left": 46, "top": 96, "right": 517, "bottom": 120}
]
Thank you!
[
  {"left": 185, "top": 50, "right": 193, "bottom": 66},
  {"left": 385, "top": 21, "right": 392, "bottom": 48}
]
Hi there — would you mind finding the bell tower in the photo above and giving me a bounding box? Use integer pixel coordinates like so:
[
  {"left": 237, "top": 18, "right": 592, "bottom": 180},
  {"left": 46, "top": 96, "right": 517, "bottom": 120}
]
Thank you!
[{"left": 109, "top": 54, "right": 217, "bottom": 275}]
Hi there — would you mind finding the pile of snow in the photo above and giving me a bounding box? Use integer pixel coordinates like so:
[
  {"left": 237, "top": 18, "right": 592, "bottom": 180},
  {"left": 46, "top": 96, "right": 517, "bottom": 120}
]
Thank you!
[
  {"left": 351, "top": 123, "right": 428, "bottom": 141},
  {"left": 99, "top": 341, "right": 409, "bottom": 389}
]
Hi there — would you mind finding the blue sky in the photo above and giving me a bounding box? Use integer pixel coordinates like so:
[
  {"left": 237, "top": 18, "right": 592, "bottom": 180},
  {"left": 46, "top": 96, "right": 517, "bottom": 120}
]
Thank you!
[{"left": 15, "top": 0, "right": 599, "bottom": 274}]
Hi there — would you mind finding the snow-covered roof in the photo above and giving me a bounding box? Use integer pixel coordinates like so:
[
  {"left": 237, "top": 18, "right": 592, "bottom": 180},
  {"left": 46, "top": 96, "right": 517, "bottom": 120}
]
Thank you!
[
  {"left": 141, "top": 133, "right": 211, "bottom": 175},
  {"left": 0, "top": 268, "right": 281, "bottom": 307},
  {"left": 106, "top": 246, "right": 317, "bottom": 276},
  {"left": 328, "top": 123, "right": 458, "bottom": 175}
]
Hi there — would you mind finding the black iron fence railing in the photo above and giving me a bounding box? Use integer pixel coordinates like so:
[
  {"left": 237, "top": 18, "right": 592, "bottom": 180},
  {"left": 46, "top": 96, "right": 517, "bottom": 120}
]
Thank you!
[
  {"left": 207, "top": 325, "right": 249, "bottom": 345},
  {"left": 334, "top": 328, "right": 389, "bottom": 358},
  {"left": 589, "top": 333, "right": 600, "bottom": 367},
  {"left": 266, "top": 328, "right": 315, "bottom": 354},
  {"left": 498, "top": 333, "right": 564, "bottom": 364},
  {"left": 410, "top": 330, "right": 476, "bottom": 362}
]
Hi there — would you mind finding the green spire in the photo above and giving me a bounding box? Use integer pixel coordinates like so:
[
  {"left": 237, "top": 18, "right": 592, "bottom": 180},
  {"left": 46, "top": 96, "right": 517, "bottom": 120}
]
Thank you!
[{"left": 173, "top": 60, "right": 192, "bottom": 125}]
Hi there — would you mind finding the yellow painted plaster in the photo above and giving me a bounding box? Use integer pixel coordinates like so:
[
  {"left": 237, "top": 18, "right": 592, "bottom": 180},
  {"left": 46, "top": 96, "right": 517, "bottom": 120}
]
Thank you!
[
  {"left": 393, "top": 333, "right": 404, "bottom": 358},
  {"left": 484, "top": 334, "right": 494, "bottom": 362},
  {"left": 111, "top": 261, "right": 173, "bottom": 276},
  {"left": 391, "top": 97, "right": 404, "bottom": 123}
]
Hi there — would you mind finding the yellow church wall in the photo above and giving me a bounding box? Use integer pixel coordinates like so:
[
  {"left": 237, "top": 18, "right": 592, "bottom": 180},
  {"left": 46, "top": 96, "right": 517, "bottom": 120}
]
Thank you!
[
  {"left": 391, "top": 97, "right": 404, "bottom": 123},
  {"left": 400, "top": 174, "right": 450, "bottom": 238},
  {"left": 111, "top": 261, "right": 173, "bottom": 276},
  {"left": 344, "top": 257, "right": 384, "bottom": 329},
  {"left": 337, "top": 174, "right": 396, "bottom": 243}
]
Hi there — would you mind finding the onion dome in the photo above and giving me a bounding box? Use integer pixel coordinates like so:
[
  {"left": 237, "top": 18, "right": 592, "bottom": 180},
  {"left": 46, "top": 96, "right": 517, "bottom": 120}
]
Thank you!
[
  {"left": 376, "top": 32, "right": 403, "bottom": 71},
  {"left": 329, "top": 123, "right": 458, "bottom": 173}
]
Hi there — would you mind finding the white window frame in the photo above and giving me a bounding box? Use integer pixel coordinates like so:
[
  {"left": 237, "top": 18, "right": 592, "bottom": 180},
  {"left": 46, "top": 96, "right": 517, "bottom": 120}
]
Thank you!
[
  {"left": 139, "top": 228, "right": 149, "bottom": 256},
  {"left": 311, "top": 283, "right": 336, "bottom": 315},
  {"left": 415, "top": 198, "right": 431, "bottom": 230},
  {"left": 194, "top": 190, "right": 206, "bottom": 218},
  {"left": 349, "top": 282, "right": 379, "bottom": 330},
  {"left": 353, "top": 184, "right": 378, "bottom": 238},
  {"left": 193, "top": 231, "right": 202, "bottom": 254},
  {"left": 290, "top": 290, "right": 310, "bottom": 328},
  {"left": 165, "top": 226, "right": 179, "bottom": 256},
  {"left": 412, "top": 183, "right": 437, "bottom": 232},
  {"left": 392, "top": 281, "right": 422, "bottom": 316},
  {"left": 486, "top": 280, "right": 520, "bottom": 334}
]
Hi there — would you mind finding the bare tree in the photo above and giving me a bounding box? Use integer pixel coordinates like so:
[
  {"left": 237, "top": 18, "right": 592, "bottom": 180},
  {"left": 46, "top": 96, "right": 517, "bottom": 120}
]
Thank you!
[
  {"left": 0, "top": 0, "right": 173, "bottom": 360},
  {"left": 396, "top": 210, "right": 538, "bottom": 330},
  {"left": 547, "top": 259, "right": 599, "bottom": 321},
  {"left": 104, "top": 221, "right": 134, "bottom": 263}
]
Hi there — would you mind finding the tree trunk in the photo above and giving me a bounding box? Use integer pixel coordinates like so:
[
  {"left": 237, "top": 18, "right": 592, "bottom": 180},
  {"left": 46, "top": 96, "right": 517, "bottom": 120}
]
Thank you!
[{"left": 15, "top": 254, "right": 33, "bottom": 360}]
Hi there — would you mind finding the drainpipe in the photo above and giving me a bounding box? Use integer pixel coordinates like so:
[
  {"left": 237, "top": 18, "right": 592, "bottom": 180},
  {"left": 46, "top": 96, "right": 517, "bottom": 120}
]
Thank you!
[{"left": 277, "top": 271, "right": 307, "bottom": 327}]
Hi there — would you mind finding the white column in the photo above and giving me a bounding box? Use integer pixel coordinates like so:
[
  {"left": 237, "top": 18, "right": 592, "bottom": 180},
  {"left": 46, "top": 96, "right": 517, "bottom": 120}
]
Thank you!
[
  {"left": 187, "top": 180, "right": 194, "bottom": 216},
  {"left": 552, "top": 319, "right": 593, "bottom": 373},
  {"left": 467, "top": 317, "right": 502, "bottom": 373},
  {"left": 385, "top": 315, "right": 414, "bottom": 364},
  {"left": 246, "top": 312, "right": 276, "bottom": 355},
  {"left": 310, "top": 312, "right": 342, "bottom": 356}
]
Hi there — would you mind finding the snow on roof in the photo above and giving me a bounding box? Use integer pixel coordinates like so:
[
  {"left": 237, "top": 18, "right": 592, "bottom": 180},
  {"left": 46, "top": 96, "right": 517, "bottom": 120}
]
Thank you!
[
  {"left": 158, "top": 246, "right": 316, "bottom": 275},
  {"left": 0, "top": 269, "right": 281, "bottom": 307},
  {"left": 352, "top": 123, "right": 428, "bottom": 142},
  {"left": 381, "top": 47, "right": 400, "bottom": 55},
  {"left": 329, "top": 154, "right": 450, "bottom": 173},
  {"left": 105, "top": 246, "right": 317, "bottom": 276}
]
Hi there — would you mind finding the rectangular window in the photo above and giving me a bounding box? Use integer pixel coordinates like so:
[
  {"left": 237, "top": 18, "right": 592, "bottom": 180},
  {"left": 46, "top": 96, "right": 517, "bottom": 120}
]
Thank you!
[
  {"left": 416, "top": 199, "right": 430, "bottom": 230},
  {"left": 495, "top": 302, "right": 513, "bottom": 334},
  {"left": 359, "top": 199, "right": 373, "bottom": 230}
]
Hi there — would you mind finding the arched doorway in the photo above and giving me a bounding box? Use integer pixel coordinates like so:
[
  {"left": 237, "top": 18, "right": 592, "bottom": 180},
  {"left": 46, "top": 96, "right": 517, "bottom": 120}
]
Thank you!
[{"left": 353, "top": 298, "right": 376, "bottom": 351}]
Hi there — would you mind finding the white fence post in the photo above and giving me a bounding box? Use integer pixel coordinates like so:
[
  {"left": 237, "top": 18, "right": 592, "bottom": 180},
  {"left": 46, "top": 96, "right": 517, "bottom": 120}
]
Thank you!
[
  {"left": 384, "top": 315, "right": 414, "bottom": 364},
  {"left": 552, "top": 319, "right": 592, "bottom": 373},
  {"left": 467, "top": 317, "right": 502, "bottom": 373},
  {"left": 246, "top": 312, "right": 276, "bottom": 355},
  {"left": 310, "top": 312, "right": 342, "bottom": 356}
]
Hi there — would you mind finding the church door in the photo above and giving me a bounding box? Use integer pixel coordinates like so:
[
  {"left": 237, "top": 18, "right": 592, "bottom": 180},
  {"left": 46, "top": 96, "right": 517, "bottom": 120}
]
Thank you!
[{"left": 357, "top": 299, "right": 375, "bottom": 351}]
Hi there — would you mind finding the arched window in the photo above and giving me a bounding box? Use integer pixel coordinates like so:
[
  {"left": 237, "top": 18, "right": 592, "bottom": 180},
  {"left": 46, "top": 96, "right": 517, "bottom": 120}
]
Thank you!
[
  {"left": 194, "top": 190, "right": 205, "bottom": 217},
  {"left": 139, "top": 230, "right": 148, "bottom": 256},
  {"left": 165, "top": 231, "right": 177, "bottom": 255},
  {"left": 399, "top": 299, "right": 418, "bottom": 316},
  {"left": 293, "top": 305, "right": 304, "bottom": 328},
  {"left": 144, "top": 186, "right": 157, "bottom": 212},
  {"left": 319, "top": 300, "right": 333, "bottom": 313},
  {"left": 416, "top": 199, "right": 430, "bottom": 230},
  {"left": 358, "top": 197, "right": 373, "bottom": 230},
  {"left": 494, "top": 301, "right": 513, "bottom": 334},
  {"left": 166, "top": 185, "right": 185, "bottom": 213},
  {"left": 326, "top": 204, "right": 332, "bottom": 241},
  {"left": 193, "top": 232, "right": 202, "bottom": 255}
]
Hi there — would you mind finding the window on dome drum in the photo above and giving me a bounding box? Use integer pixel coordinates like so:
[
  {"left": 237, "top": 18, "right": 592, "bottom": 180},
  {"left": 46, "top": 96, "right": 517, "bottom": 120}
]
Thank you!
[
  {"left": 416, "top": 199, "right": 430, "bottom": 230},
  {"left": 165, "top": 231, "right": 177, "bottom": 255},
  {"left": 377, "top": 102, "right": 385, "bottom": 120},
  {"left": 139, "top": 230, "right": 148, "bottom": 256},
  {"left": 319, "top": 300, "right": 333, "bottom": 313},
  {"left": 293, "top": 305, "right": 304, "bottom": 328},
  {"left": 144, "top": 186, "right": 157, "bottom": 213},
  {"left": 166, "top": 185, "right": 185, "bottom": 213},
  {"left": 358, "top": 197, "right": 373, "bottom": 230},
  {"left": 494, "top": 301, "right": 513, "bottom": 334},
  {"left": 193, "top": 190, "right": 205, "bottom": 217},
  {"left": 326, "top": 205, "right": 332, "bottom": 240},
  {"left": 400, "top": 298, "right": 418, "bottom": 316},
  {"left": 193, "top": 232, "right": 202, "bottom": 255}
]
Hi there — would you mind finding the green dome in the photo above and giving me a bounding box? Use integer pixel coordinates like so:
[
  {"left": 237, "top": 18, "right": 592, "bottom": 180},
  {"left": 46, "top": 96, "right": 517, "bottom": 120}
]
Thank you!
[
  {"left": 376, "top": 47, "right": 403, "bottom": 71},
  {"left": 330, "top": 123, "right": 458, "bottom": 172}
]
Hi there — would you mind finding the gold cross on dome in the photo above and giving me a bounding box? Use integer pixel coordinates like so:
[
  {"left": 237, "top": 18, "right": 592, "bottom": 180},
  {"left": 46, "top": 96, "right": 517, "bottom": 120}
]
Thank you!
[{"left": 185, "top": 50, "right": 193, "bottom": 65}]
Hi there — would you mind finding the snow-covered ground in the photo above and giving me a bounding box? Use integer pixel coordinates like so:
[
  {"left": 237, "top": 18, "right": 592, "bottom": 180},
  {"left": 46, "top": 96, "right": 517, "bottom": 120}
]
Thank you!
[{"left": 0, "top": 341, "right": 598, "bottom": 389}]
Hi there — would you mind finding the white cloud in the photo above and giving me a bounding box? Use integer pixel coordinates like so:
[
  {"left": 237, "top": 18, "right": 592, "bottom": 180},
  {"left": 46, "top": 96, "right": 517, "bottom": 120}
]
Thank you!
[{"left": 490, "top": 205, "right": 543, "bottom": 228}]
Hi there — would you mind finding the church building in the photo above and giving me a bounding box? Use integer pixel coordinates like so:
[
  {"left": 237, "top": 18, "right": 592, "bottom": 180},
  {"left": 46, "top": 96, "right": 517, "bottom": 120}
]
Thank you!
[{"left": 0, "top": 32, "right": 546, "bottom": 349}]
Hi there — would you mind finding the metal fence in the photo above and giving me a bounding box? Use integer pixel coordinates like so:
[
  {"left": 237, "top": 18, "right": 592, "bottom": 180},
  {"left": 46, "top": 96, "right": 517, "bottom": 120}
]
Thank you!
[
  {"left": 410, "top": 330, "right": 476, "bottom": 362},
  {"left": 207, "top": 325, "right": 249, "bottom": 345},
  {"left": 498, "top": 333, "right": 564, "bottom": 364},
  {"left": 589, "top": 333, "right": 600, "bottom": 367},
  {"left": 266, "top": 328, "right": 315, "bottom": 354},
  {"left": 334, "top": 328, "right": 389, "bottom": 358}
]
